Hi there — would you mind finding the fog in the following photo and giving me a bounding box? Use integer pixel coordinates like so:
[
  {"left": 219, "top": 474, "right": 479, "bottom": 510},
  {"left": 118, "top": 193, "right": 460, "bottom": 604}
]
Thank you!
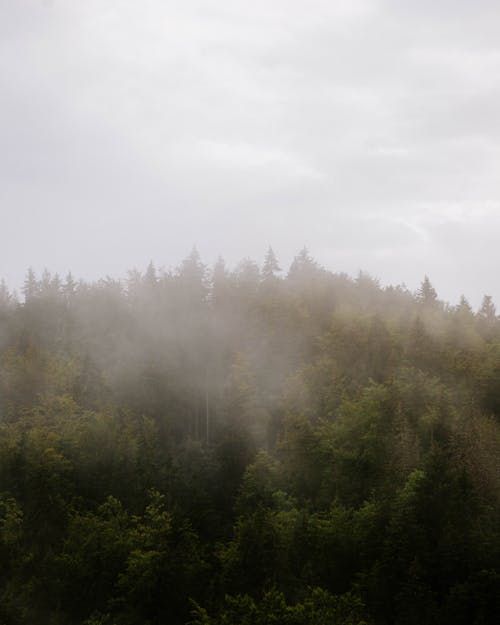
[
  {"left": 2, "top": 0, "right": 500, "bottom": 305},
  {"left": 1, "top": 232, "right": 500, "bottom": 624},
  {"left": 2, "top": 5, "right": 500, "bottom": 621}
]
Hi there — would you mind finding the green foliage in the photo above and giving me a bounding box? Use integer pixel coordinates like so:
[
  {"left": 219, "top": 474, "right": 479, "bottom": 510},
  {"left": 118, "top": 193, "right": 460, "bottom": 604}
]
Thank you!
[
  {"left": 189, "top": 588, "right": 369, "bottom": 625},
  {"left": 0, "top": 257, "right": 498, "bottom": 624}
]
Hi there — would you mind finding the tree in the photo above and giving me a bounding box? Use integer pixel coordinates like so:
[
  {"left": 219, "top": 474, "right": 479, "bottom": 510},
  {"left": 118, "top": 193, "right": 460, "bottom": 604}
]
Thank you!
[
  {"left": 144, "top": 261, "right": 157, "bottom": 289},
  {"left": 476, "top": 295, "right": 497, "bottom": 340},
  {"left": 22, "top": 267, "right": 39, "bottom": 302},
  {"left": 261, "top": 247, "right": 281, "bottom": 281},
  {"left": 408, "top": 316, "right": 437, "bottom": 372},
  {"left": 64, "top": 272, "right": 77, "bottom": 298},
  {"left": 477, "top": 295, "right": 496, "bottom": 321},
  {"left": 1, "top": 250, "right": 500, "bottom": 625},
  {"left": 211, "top": 256, "right": 231, "bottom": 309},
  {"left": 416, "top": 275, "right": 438, "bottom": 307},
  {"left": 0, "top": 279, "right": 12, "bottom": 309},
  {"left": 288, "top": 247, "right": 319, "bottom": 281},
  {"left": 176, "top": 248, "right": 208, "bottom": 307},
  {"left": 235, "top": 258, "right": 260, "bottom": 290},
  {"left": 456, "top": 295, "right": 473, "bottom": 317}
]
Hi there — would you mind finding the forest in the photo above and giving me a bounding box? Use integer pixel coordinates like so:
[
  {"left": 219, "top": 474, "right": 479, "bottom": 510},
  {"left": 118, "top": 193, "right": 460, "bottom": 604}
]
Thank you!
[{"left": 0, "top": 248, "right": 498, "bottom": 625}]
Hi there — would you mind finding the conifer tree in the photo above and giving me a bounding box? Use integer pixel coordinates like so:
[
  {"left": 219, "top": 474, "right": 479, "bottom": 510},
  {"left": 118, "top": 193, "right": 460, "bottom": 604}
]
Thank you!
[
  {"left": 288, "top": 247, "right": 318, "bottom": 279},
  {"left": 144, "top": 261, "right": 157, "bottom": 288},
  {"left": 476, "top": 295, "right": 497, "bottom": 340},
  {"left": 0, "top": 279, "right": 11, "bottom": 309},
  {"left": 456, "top": 295, "right": 473, "bottom": 316},
  {"left": 211, "top": 256, "right": 230, "bottom": 308},
  {"left": 416, "top": 275, "right": 438, "bottom": 307},
  {"left": 22, "top": 267, "right": 39, "bottom": 302},
  {"left": 261, "top": 247, "right": 281, "bottom": 281},
  {"left": 177, "top": 248, "right": 208, "bottom": 306},
  {"left": 41, "top": 268, "right": 52, "bottom": 294},
  {"left": 478, "top": 294, "right": 496, "bottom": 321},
  {"left": 64, "top": 272, "right": 77, "bottom": 298}
]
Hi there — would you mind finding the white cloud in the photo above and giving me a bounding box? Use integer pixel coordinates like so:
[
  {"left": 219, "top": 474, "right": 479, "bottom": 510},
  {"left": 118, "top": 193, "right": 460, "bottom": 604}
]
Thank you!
[{"left": 1, "top": 0, "right": 499, "bottom": 306}]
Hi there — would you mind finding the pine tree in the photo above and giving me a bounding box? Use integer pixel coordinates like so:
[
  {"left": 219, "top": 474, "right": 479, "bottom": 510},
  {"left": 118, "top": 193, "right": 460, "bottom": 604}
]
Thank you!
[
  {"left": 144, "top": 261, "right": 157, "bottom": 288},
  {"left": 478, "top": 294, "right": 496, "bottom": 321},
  {"left": 22, "top": 267, "right": 39, "bottom": 302},
  {"left": 0, "top": 279, "right": 11, "bottom": 309},
  {"left": 476, "top": 295, "right": 497, "bottom": 340},
  {"left": 64, "top": 272, "right": 77, "bottom": 298},
  {"left": 416, "top": 275, "right": 438, "bottom": 307},
  {"left": 177, "top": 248, "right": 208, "bottom": 306},
  {"left": 211, "top": 256, "right": 230, "bottom": 309},
  {"left": 126, "top": 268, "right": 142, "bottom": 300},
  {"left": 261, "top": 247, "right": 281, "bottom": 281},
  {"left": 235, "top": 258, "right": 260, "bottom": 290},
  {"left": 456, "top": 295, "right": 473, "bottom": 316},
  {"left": 40, "top": 268, "right": 52, "bottom": 295},
  {"left": 51, "top": 273, "right": 62, "bottom": 297},
  {"left": 289, "top": 247, "right": 313, "bottom": 274},
  {"left": 287, "top": 247, "right": 319, "bottom": 280}
]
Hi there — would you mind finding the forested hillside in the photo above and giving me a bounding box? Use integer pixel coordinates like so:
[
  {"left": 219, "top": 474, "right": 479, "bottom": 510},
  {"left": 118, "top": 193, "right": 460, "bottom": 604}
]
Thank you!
[{"left": 0, "top": 248, "right": 498, "bottom": 625}]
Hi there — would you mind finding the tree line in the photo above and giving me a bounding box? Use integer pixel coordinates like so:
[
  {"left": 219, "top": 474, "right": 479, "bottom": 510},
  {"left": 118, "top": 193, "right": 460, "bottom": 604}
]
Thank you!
[{"left": 0, "top": 248, "right": 498, "bottom": 624}]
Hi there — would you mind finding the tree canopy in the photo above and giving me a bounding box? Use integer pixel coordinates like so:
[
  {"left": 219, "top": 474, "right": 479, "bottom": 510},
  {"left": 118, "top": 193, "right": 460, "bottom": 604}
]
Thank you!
[{"left": 0, "top": 252, "right": 498, "bottom": 625}]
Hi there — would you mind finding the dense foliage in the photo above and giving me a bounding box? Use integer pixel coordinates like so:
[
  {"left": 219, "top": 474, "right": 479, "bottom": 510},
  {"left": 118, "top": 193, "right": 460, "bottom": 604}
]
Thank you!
[{"left": 0, "top": 249, "right": 499, "bottom": 625}]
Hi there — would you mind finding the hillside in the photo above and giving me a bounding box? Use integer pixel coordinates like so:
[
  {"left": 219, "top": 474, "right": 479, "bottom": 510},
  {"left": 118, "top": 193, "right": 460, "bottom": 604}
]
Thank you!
[{"left": 0, "top": 249, "right": 498, "bottom": 625}]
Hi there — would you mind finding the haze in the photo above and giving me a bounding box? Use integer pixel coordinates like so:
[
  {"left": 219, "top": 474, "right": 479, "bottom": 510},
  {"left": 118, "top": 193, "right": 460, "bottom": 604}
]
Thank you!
[{"left": 2, "top": 0, "right": 500, "bottom": 306}]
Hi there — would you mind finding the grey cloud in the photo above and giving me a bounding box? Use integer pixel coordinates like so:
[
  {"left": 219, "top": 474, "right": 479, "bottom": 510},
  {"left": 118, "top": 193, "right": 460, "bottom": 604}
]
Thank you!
[{"left": 1, "top": 0, "right": 499, "bottom": 307}]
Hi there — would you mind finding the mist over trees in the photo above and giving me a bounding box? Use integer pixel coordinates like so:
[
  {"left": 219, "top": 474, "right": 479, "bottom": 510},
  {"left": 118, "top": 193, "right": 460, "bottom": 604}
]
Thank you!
[{"left": 0, "top": 248, "right": 499, "bottom": 625}]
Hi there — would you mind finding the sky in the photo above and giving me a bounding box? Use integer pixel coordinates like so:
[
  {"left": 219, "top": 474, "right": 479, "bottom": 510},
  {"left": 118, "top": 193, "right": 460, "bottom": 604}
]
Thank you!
[{"left": 1, "top": 0, "right": 500, "bottom": 307}]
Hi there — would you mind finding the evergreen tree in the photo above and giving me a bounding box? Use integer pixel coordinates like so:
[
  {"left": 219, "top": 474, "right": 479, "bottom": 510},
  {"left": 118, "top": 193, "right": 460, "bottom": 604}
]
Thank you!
[
  {"left": 22, "top": 267, "right": 39, "bottom": 301},
  {"left": 40, "top": 268, "right": 52, "bottom": 294},
  {"left": 64, "top": 272, "right": 77, "bottom": 298},
  {"left": 0, "top": 279, "right": 11, "bottom": 309},
  {"left": 476, "top": 294, "right": 497, "bottom": 339},
  {"left": 144, "top": 261, "right": 157, "bottom": 288},
  {"left": 456, "top": 295, "right": 473, "bottom": 317},
  {"left": 416, "top": 275, "right": 438, "bottom": 307},
  {"left": 477, "top": 294, "right": 496, "bottom": 321},
  {"left": 211, "top": 256, "right": 230, "bottom": 308},
  {"left": 261, "top": 247, "right": 281, "bottom": 281},
  {"left": 288, "top": 247, "right": 319, "bottom": 280},
  {"left": 127, "top": 268, "right": 142, "bottom": 300},
  {"left": 177, "top": 248, "right": 208, "bottom": 307}
]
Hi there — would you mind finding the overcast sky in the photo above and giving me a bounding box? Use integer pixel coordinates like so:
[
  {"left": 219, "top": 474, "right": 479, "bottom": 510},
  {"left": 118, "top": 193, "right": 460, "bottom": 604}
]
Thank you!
[{"left": 2, "top": 0, "right": 500, "bottom": 306}]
